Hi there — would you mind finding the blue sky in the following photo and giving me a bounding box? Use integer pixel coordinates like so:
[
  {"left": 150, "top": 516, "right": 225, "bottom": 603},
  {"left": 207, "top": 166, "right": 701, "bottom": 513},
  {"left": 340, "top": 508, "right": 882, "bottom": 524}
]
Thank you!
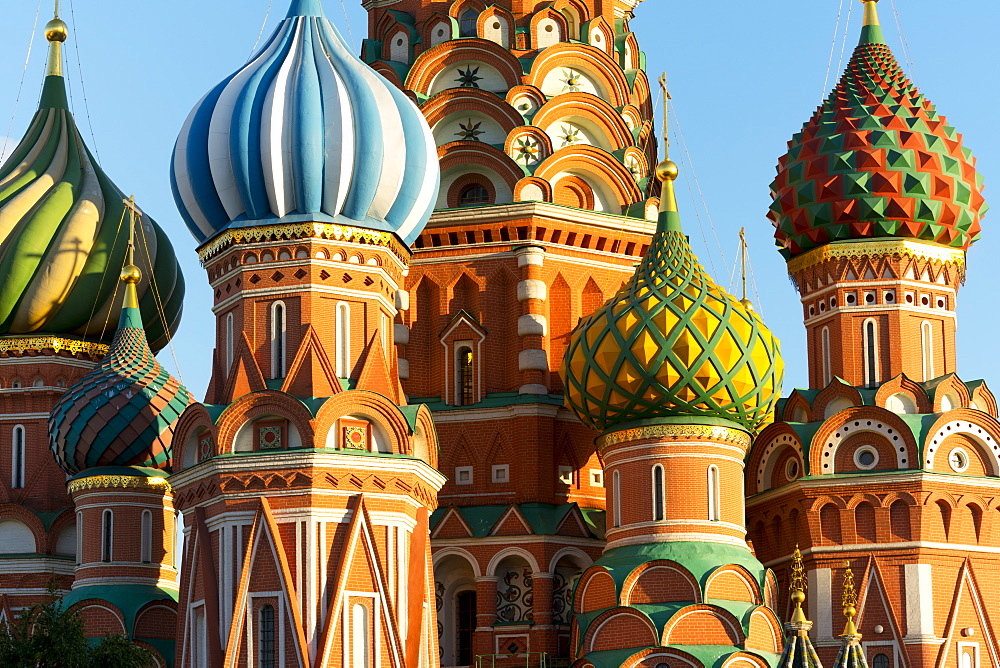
[{"left": 1, "top": 0, "right": 998, "bottom": 398}]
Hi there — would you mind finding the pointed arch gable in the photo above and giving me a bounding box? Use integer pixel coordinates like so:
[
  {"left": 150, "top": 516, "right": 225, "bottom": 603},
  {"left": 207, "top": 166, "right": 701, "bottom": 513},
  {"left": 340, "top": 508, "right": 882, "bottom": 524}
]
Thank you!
[
  {"left": 215, "top": 391, "right": 315, "bottom": 453},
  {"left": 532, "top": 92, "right": 636, "bottom": 150},
  {"left": 422, "top": 87, "right": 524, "bottom": 133},
  {"left": 583, "top": 607, "right": 658, "bottom": 654},
  {"left": 535, "top": 145, "right": 643, "bottom": 210},
  {"left": 745, "top": 607, "right": 782, "bottom": 653},
  {"left": 876, "top": 373, "right": 931, "bottom": 413},
  {"left": 525, "top": 43, "right": 630, "bottom": 107},
  {"left": 621, "top": 560, "right": 700, "bottom": 605},
  {"left": 812, "top": 379, "right": 864, "bottom": 419},
  {"left": 662, "top": 604, "right": 745, "bottom": 646},
  {"left": 313, "top": 390, "right": 414, "bottom": 456},
  {"left": 406, "top": 40, "right": 522, "bottom": 95},
  {"left": 704, "top": 564, "right": 762, "bottom": 604},
  {"left": 930, "top": 374, "right": 971, "bottom": 412},
  {"left": 575, "top": 567, "right": 617, "bottom": 613}
]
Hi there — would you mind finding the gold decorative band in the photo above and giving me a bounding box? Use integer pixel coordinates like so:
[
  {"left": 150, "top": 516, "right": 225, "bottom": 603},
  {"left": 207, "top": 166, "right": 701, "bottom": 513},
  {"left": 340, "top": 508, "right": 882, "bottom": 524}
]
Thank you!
[
  {"left": 598, "top": 423, "right": 751, "bottom": 450},
  {"left": 197, "top": 222, "right": 409, "bottom": 262},
  {"left": 0, "top": 336, "right": 108, "bottom": 357},
  {"left": 787, "top": 239, "right": 965, "bottom": 276},
  {"left": 68, "top": 474, "right": 171, "bottom": 494}
]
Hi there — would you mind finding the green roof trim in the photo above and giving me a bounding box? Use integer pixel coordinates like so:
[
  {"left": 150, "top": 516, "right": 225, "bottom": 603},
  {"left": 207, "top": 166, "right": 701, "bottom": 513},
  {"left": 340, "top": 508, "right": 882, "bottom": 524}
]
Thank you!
[
  {"left": 61, "top": 584, "right": 178, "bottom": 636},
  {"left": 596, "top": 541, "right": 763, "bottom": 589},
  {"left": 430, "top": 502, "right": 605, "bottom": 539}
]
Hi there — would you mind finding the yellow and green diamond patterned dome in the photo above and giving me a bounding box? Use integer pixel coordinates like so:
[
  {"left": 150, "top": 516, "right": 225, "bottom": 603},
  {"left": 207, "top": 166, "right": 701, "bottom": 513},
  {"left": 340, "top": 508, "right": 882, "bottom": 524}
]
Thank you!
[{"left": 562, "top": 162, "right": 783, "bottom": 433}]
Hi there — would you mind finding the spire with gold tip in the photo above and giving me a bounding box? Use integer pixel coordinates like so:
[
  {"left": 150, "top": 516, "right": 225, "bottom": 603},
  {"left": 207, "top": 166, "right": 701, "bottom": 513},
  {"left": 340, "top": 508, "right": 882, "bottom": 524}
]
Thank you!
[
  {"left": 778, "top": 546, "right": 824, "bottom": 668},
  {"left": 48, "top": 202, "right": 193, "bottom": 474},
  {"left": 0, "top": 5, "right": 184, "bottom": 351},
  {"left": 833, "top": 563, "right": 869, "bottom": 668},
  {"left": 562, "top": 75, "right": 783, "bottom": 433}
]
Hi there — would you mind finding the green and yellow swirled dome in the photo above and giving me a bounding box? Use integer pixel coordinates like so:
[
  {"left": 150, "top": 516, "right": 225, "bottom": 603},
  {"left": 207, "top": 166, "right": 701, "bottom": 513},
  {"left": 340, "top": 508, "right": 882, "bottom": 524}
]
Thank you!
[
  {"left": 562, "top": 162, "right": 784, "bottom": 433},
  {"left": 0, "top": 18, "right": 183, "bottom": 352}
]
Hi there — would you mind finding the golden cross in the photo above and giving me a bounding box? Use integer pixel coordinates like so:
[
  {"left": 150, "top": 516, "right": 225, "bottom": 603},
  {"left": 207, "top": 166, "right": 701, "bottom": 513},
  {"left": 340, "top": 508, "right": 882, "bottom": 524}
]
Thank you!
[
  {"left": 122, "top": 196, "right": 141, "bottom": 265},
  {"left": 658, "top": 73, "right": 671, "bottom": 160}
]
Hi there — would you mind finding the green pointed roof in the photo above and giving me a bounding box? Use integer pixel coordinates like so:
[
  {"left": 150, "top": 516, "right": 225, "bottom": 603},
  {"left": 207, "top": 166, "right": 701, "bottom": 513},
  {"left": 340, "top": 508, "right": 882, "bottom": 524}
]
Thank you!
[
  {"left": 0, "top": 17, "right": 184, "bottom": 351},
  {"left": 562, "top": 163, "right": 783, "bottom": 433},
  {"left": 48, "top": 269, "right": 192, "bottom": 474},
  {"left": 769, "top": 0, "right": 987, "bottom": 259}
]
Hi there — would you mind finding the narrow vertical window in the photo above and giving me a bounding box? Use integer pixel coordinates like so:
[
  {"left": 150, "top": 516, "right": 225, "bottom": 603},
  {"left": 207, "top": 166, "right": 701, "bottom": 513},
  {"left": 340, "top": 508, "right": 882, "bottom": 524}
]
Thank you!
[
  {"left": 76, "top": 511, "right": 83, "bottom": 565},
  {"left": 270, "top": 301, "right": 286, "bottom": 379},
  {"left": 193, "top": 606, "right": 207, "bottom": 668},
  {"left": 459, "top": 9, "right": 478, "bottom": 37},
  {"left": 352, "top": 603, "right": 370, "bottom": 667},
  {"left": 708, "top": 465, "right": 721, "bottom": 521},
  {"left": 102, "top": 509, "right": 113, "bottom": 562},
  {"left": 140, "top": 510, "right": 152, "bottom": 563},
  {"left": 863, "top": 319, "right": 878, "bottom": 387},
  {"left": 11, "top": 425, "right": 24, "bottom": 489},
  {"left": 612, "top": 470, "right": 621, "bottom": 528},
  {"left": 225, "top": 312, "right": 234, "bottom": 371},
  {"left": 820, "top": 326, "right": 831, "bottom": 386},
  {"left": 381, "top": 313, "right": 389, "bottom": 351},
  {"left": 336, "top": 302, "right": 351, "bottom": 378},
  {"left": 259, "top": 605, "right": 276, "bottom": 668},
  {"left": 652, "top": 465, "right": 665, "bottom": 521},
  {"left": 921, "top": 321, "right": 934, "bottom": 380},
  {"left": 458, "top": 347, "right": 474, "bottom": 405}
]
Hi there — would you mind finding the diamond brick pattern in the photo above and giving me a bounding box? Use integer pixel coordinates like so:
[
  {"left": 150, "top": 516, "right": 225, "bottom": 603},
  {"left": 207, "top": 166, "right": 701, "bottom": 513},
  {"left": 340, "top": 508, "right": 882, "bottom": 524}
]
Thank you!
[
  {"left": 769, "top": 31, "right": 987, "bottom": 258},
  {"left": 563, "top": 212, "right": 783, "bottom": 433}
]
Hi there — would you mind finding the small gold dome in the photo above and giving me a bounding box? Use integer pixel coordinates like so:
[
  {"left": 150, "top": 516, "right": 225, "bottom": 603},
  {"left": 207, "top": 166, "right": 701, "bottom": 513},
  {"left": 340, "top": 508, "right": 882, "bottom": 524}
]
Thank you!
[
  {"left": 45, "top": 18, "right": 68, "bottom": 43},
  {"left": 120, "top": 264, "right": 142, "bottom": 285},
  {"left": 655, "top": 159, "right": 679, "bottom": 182}
]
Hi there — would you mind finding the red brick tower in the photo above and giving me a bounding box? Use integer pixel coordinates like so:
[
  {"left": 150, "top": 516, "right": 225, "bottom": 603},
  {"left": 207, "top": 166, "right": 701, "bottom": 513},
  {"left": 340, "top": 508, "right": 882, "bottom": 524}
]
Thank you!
[
  {"left": 168, "top": 1, "right": 446, "bottom": 665},
  {"left": 359, "top": 0, "right": 659, "bottom": 662},
  {"left": 0, "top": 11, "right": 183, "bottom": 619},
  {"left": 748, "top": 3, "right": 998, "bottom": 667}
]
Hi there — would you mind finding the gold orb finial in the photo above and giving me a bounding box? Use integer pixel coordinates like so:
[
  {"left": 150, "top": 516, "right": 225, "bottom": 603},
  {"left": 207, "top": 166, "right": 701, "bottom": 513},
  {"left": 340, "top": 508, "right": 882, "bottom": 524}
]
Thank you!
[
  {"left": 45, "top": 18, "right": 68, "bottom": 43},
  {"left": 740, "top": 297, "right": 755, "bottom": 312},
  {"left": 121, "top": 264, "right": 142, "bottom": 285},
  {"left": 655, "top": 159, "right": 679, "bottom": 182}
]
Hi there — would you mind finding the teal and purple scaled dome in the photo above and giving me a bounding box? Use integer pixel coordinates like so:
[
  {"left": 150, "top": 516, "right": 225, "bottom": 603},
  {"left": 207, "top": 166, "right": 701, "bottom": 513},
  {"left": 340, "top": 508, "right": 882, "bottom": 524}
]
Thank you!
[
  {"left": 170, "top": 0, "right": 439, "bottom": 247},
  {"left": 48, "top": 273, "right": 193, "bottom": 474}
]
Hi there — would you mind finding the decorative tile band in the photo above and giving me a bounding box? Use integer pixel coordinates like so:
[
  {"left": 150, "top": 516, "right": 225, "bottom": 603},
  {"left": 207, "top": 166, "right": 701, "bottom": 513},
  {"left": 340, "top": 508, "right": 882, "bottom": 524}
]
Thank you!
[
  {"left": 787, "top": 239, "right": 965, "bottom": 276},
  {"left": 67, "top": 474, "right": 171, "bottom": 494},
  {"left": 597, "top": 423, "right": 751, "bottom": 450},
  {"left": 0, "top": 336, "right": 108, "bottom": 357},
  {"left": 197, "top": 222, "right": 409, "bottom": 263}
]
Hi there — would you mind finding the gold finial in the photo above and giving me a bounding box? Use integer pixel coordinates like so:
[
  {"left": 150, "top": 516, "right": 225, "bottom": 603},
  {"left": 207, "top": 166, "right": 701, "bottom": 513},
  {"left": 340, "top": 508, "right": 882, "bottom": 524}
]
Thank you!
[
  {"left": 120, "top": 197, "right": 143, "bottom": 307},
  {"left": 841, "top": 561, "right": 859, "bottom": 636},
  {"left": 860, "top": 0, "right": 880, "bottom": 27},
  {"left": 789, "top": 545, "right": 808, "bottom": 623},
  {"left": 655, "top": 73, "right": 679, "bottom": 213},
  {"left": 44, "top": 1, "right": 68, "bottom": 76}
]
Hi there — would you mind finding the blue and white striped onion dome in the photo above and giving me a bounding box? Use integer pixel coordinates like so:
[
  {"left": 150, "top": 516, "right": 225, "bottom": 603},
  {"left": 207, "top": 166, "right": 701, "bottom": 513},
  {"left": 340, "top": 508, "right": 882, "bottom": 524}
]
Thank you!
[{"left": 170, "top": 0, "right": 438, "bottom": 247}]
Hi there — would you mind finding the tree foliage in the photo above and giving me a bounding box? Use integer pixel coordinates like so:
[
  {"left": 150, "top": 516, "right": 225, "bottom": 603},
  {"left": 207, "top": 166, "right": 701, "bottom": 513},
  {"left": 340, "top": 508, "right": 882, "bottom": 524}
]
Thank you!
[{"left": 0, "top": 585, "right": 158, "bottom": 667}]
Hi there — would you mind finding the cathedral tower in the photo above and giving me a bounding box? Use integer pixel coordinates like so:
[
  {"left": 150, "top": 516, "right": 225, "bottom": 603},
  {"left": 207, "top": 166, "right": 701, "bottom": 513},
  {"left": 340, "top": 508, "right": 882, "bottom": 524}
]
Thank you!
[
  {"left": 748, "top": 3, "right": 999, "bottom": 667},
  {"left": 359, "top": 0, "right": 659, "bottom": 660},
  {"left": 561, "top": 101, "right": 786, "bottom": 667},
  {"left": 0, "top": 10, "right": 183, "bottom": 616},
  {"left": 169, "top": 0, "right": 445, "bottom": 664}
]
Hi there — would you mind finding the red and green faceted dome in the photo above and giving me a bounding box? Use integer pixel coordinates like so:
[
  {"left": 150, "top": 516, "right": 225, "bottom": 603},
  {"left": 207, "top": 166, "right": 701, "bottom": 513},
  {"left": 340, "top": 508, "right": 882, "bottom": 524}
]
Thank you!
[
  {"left": 768, "top": 9, "right": 987, "bottom": 259},
  {"left": 48, "top": 283, "right": 192, "bottom": 474}
]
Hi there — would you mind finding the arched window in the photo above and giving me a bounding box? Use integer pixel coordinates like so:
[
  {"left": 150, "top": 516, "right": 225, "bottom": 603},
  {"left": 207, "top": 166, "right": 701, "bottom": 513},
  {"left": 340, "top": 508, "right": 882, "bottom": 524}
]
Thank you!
[
  {"left": 652, "top": 465, "right": 665, "bottom": 521},
  {"left": 225, "top": 312, "right": 234, "bottom": 371},
  {"left": 76, "top": 511, "right": 83, "bottom": 565},
  {"left": 862, "top": 319, "right": 879, "bottom": 387},
  {"left": 259, "top": 605, "right": 276, "bottom": 668},
  {"left": 612, "top": 469, "right": 621, "bottom": 528},
  {"left": 457, "top": 347, "right": 474, "bottom": 406},
  {"left": 458, "top": 184, "right": 490, "bottom": 207},
  {"left": 459, "top": 9, "right": 478, "bottom": 37},
  {"left": 921, "top": 321, "right": 934, "bottom": 380},
  {"left": 336, "top": 302, "right": 351, "bottom": 378},
  {"left": 140, "top": 510, "right": 153, "bottom": 563},
  {"left": 352, "top": 603, "right": 370, "bottom": 667},
  {"left": 11, "top": 425, "right": 25, "bottom": 489},
  {"left": 821, "top": 326, "right": 831, "bottom": 386},
  {"left": 270, "top": 301, "right": 287, "bottom": 379},
  {"left": 871, "top": 654, "right": 889, "bottom": 668},
  {"left": 102, "top": 509, "right": 113, "bottom": 562},
  {"left": 707, "top": 465, "right": 721, "bottom": 521}
]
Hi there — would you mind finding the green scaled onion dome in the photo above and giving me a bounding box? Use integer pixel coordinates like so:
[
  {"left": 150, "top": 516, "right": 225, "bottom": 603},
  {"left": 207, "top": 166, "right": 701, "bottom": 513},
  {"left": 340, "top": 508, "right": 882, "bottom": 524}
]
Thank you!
[
  {"left": 0, "top": 18, "right": 183, "bottom": 351},
  {"left": 48, "top": 262, "right": 192, "bottom": 474},
  {"left": 768, "top": 0, "right": 987, "bottom": 259},
  {"left": 562, "top": 160, "right": 784, "bottom": 433}
]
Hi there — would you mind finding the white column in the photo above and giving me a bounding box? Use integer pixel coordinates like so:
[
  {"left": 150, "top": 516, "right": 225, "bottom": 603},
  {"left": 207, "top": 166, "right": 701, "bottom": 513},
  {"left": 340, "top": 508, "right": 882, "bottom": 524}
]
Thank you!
[{"left": 904, "top": 563, "right": 935, "bottom": 638}]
